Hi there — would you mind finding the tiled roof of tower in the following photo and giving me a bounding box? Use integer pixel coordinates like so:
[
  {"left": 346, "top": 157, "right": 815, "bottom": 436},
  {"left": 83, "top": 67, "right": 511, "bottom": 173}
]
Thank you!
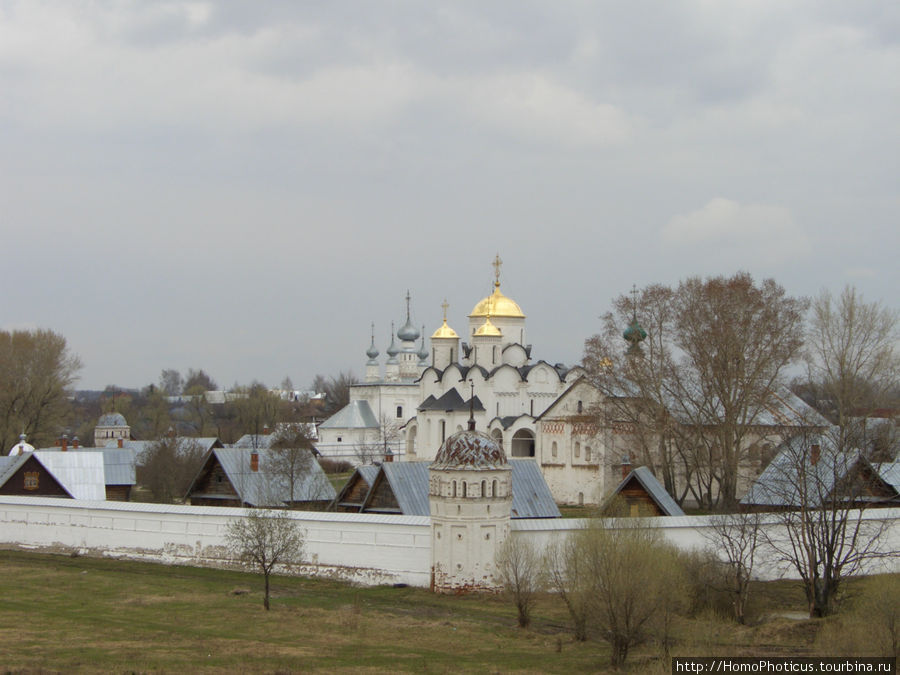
[{"left": 431, "top": 429, "right": 508, "bottom": 470}]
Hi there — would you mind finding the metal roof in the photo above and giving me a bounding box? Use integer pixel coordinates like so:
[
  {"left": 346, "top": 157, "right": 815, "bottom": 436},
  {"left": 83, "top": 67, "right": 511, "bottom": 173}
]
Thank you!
[
  {"left": 418, "top": 389, "right": 485, "bottom": 413},
  {"left": 31, "top": 451, "right": 107, "bottom": 500},
  {"left": 874, "top": 461, "right": 900, "bottom": 492},
  {"left": 358, "top": 464, "right": 380, "bottom": 486},
  {"left": 97, "top": 412, "right": 128, "bottom": 427},
  {"left": 610, "top": 466, "right": 685, "bottom": 516},
  {"left": 378, "top": 462, "right": 432, "bottom": 516},
  {"left": 741, "top": 431, "right": 862, "bottom": 508},
  {"left": 352, "top": 460, "right": 559, "bottom": 519},
  {"left": 509, "top": 459, "right": 562, "bottom": 518},
  {"left": 193, "top": 448, "right": 336, "bottom": 507},
  {"left": 62, "top": 447, "right": 137, "bottom": 485},
  {"left": 318, "top": 400, "right": 380, "bottom": 429}
]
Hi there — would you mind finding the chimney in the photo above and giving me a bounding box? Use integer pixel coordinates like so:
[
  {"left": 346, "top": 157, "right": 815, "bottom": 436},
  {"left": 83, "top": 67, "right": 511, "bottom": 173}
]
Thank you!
[
  {"left": 250, "top": 451, "right": 259, "bottom": 472},
  {"left": 117, "top": 438, "right": 123, "bottom": 448},
  {"left": 621, "top": 453, "right": 632, "bottom": 479},
  {"left": 384, "top": 448, "right": 394, "bottom": 463},
  {"left": 810, "top": 444, "right": 821, "bottom": 466},
  {"left": 72, "top": 436, "right": 79, "bottom": 449},
  {"left": 60, "top": 434, "right": 68, "bottom": 452}
]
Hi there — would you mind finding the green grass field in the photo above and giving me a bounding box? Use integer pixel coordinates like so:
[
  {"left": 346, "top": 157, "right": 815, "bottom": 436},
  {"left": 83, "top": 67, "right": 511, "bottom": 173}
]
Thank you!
[{"left": 0, "top": 549, "right": 893, "bottom": 673}]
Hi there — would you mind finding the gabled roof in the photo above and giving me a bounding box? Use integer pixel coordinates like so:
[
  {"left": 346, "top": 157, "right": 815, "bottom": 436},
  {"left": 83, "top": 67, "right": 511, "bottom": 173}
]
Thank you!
[
  {"left": 417, "top": 389, "right": 485, "bottom": 413},
  {"left": 233, "top": 424, "right": 316, "bottom": 448},
  {"left": 508, "top": 459, "right": 562, "bottom": 518},
  {"left": 669, "top": 385, "right": 830, "bottom": 428},
  {"left": 186, "top": 448, "right": 336, "bottom": 507},
  {"left": 874, "top": 461, "right": 900, "bottom": 492},
  {"left": 740, "top": 431, "right": 876, "bottom": 508},
  {"left": 0, "top": 451, "right": 106, "bottom": 500},
  {"left": 318, "top": 400, "right": 380, "bottom": 430},
  {"left": 535, "top": 376, "right": 595, "bottom": 421},
  {"left": 342, "top": 460, "right": 560, "bottom": 519},
  {"left": 60, "top": 447, "right": 137, "bottom": 486},
  {"left": 609, "top": 466, "right": 685, "bottom": 516},
  {"left": 330, "top": 464, "right": 380, "bottom": 509}
]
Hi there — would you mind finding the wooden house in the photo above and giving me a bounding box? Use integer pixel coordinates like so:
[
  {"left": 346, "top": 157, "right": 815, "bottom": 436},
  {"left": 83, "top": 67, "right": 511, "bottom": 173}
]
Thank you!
[
  {"left": 741, "top": 433, "right": 900, "bottom": 512},
  {"left": 185, "top": 448, "right": 335, "bottom": 508},
  {"left": 602, "top": 465, "right": 686, "bottom": 517},
  {"left": 0, "top": 451, "right": 106, "bottom": 500}
]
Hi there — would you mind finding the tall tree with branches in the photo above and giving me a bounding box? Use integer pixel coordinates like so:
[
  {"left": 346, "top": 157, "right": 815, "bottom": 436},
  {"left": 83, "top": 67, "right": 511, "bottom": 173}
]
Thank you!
[
  {"left": 585, "top": 273, "right": 808, "bottom": 509},
  {"left": 0, "top": 328, "right": 82, "bottom": 451},
  {"left": 225, "top": 509, "right": 305, "bottom": 610}
]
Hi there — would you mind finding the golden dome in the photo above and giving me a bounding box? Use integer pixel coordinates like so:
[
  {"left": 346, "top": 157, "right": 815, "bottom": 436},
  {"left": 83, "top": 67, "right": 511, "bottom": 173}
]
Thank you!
[
  {"left": 431, "top": 319, "right": 459, "bottom": 339},
  {"left": 474, "top": 317, "right": 502, "bottom": 337},
  {"left": 469, "top": 286, "right": 525, "bottom": 319}
]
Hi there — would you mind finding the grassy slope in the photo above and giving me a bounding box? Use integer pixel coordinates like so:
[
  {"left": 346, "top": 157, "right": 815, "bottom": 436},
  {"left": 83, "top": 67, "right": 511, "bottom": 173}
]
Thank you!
[{"left": 0, "top": 550, "right": 892, "bottom": 673}]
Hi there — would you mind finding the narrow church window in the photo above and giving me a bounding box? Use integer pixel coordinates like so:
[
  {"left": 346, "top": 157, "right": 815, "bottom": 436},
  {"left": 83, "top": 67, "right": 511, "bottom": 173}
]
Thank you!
[
  {"left": 575, "top": 442, "right": 581, "bottom": 458},
  {"left": 578, "top": 492, "right": 584, "bottom": 506},
  {"left": 530, "top": 400, "right": 534, "bottom": 415},
  {"left": 496, "top": 402, "right": 499, "bottom": 416},
  {"left": 492, "top": 479, "right": 498, "bottom": 496},
  {"left": 440, "top": 420, "right": 446, "bottom": 442},
  {"left": 585, "top": 446, "right": 592, "bottom": 462},
  {"left": 492, "top": 345, "right": 497, "bottom": 363},
  {"left": 551, "top": 441, "right": 558, "bottom": 458},
  {"left": 462, "top": 482, "right": 467, "bottom": 498},
  {"left": 577, "top": 400, "right": 583, "bottom": 413},
  {"left": 481, "top": 480, "right": 486, "bottom": 497},
  {"left": 452, "top": 480, "right": 457, "bottom": 498},
  {"left": 396, "top": 405, "right": 403, "bottom": 418}
]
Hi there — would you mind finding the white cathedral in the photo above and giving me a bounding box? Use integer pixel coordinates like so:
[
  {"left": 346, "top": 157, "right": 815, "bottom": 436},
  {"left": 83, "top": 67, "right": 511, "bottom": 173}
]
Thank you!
[{"left": 317, "top": 256, "right": 618, "bottom": 505}]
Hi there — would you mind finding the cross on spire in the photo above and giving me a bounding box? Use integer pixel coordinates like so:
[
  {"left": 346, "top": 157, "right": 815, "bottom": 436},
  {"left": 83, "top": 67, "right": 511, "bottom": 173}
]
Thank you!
[
  {"left": 492, "top": 253, "right": 503, "bottom": 288},
  {"left": 630, "top": 283, "right": 639, "bottom": 321},
  {"left": 441, "top": 299, "right": 449, "bottom": 321}
]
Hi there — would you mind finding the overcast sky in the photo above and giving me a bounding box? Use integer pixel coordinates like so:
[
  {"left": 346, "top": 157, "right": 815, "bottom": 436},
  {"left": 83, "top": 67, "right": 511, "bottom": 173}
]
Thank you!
[{"left": 2, "top": 1, "right": 898, "bottom": 391}]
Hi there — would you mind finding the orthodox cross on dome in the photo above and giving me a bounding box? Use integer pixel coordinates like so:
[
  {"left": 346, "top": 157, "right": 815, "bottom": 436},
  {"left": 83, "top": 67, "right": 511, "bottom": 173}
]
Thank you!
[
  {"left": 630, "top": 283, "right": 639, "bottom": 321},
  {"left": 405, "top": 290, "right": 412, "bottom": 320},
  {"left": 441, "top": 299, "right": 449, "bottom": 321},
  {"left": 492, "top": 253, "right": 503, "bottom": 288}
]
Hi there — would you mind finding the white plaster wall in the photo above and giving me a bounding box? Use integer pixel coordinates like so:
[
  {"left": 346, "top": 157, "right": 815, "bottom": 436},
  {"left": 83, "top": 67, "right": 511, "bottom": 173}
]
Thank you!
[
  {"left": 511, "top": 508, "right": 900, "bottom": 580},
  {"left": 2, "top": 496, "right": 896, "bottom": 588},
  {"left": 0, "top": 497, "right": 431, "bottom": 587}
]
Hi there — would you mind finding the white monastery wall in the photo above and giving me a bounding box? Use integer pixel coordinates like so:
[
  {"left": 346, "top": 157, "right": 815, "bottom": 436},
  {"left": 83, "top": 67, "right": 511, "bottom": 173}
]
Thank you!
[
  {"left": 0, "top": 496, "right": 431, "bottom": 587},
  {"left": 1, "top": 497, "right": 896, "bottom": 587},
  {"left": 510, "top": 508, "right": 900, "bottom": 581}
]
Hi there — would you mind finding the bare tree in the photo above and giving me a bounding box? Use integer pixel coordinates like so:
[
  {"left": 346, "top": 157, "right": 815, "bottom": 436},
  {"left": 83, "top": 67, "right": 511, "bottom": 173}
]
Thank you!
[
  {"left": 495, "top": 536, "right": 543, "bottom": 628},
  {"left": 759, "top": 429, "right": 897, "bottom": 618},
  {"left": 225, "top": 509, "right": 305, "bottom": 610},
  {"left": 137, "top": 436, "right": 207, "bottom": 503},
  {"left": 585, "top": 273, "right": 808, "bottom": 510},
  {"left": 183, "top": 368, "right": 217, "bottom": 393},
  {"left": 269, "top": 424, "right": 316, "bottom": 506},
  {"left": 702, "top": 511, "right": 762, "bottom": 624},
  {"left": 804, "top": 286, "right": 899, "bottom": 448},
  {"left": 313, "top": 371, "right": 358, "bottom": 416},
  {"left": 0, "top": 328, "right": 82, "bottom": 451},
  {"left": 232, "top": 382, "right": 280, "bottom": 448},
  {"left": 544, "top": 534, "right": 593, "bottom": 641},
  {"left": 550, "top": 518, "right": 686, "bottom": 668},
  {"left": 158, "top": 369, "right": 183, "bottom": 396},
  {"left": 762, "top": 287, "right": 900, "bottom": 618}
]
